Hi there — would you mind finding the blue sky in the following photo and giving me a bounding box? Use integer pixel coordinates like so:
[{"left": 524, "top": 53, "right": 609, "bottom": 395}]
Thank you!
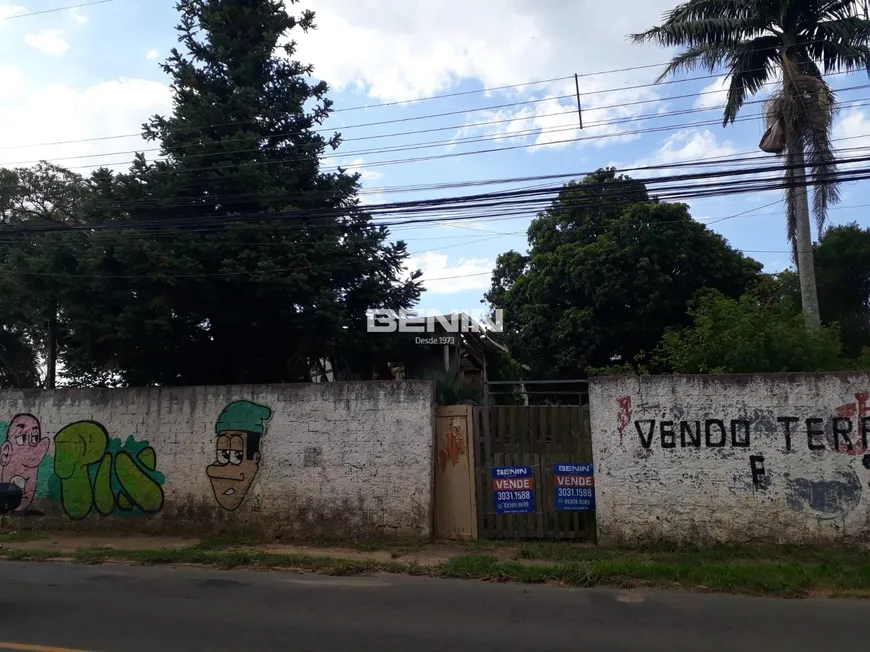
[{"left": 1, "top": 0, "right": 869, "bottom": 316}]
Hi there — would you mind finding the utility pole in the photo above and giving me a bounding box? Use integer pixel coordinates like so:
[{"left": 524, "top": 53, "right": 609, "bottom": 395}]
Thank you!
[{"left": 574, "top": 73, "right": 583, "bottom": 129}]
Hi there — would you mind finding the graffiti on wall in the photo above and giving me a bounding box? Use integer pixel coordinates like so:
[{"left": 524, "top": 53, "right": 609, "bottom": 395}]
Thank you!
[
  {"left": 0, "top": 414, "right": 50, "bottom": 511},
  {"left": 616, "top": 389, "right": 870, "bottom": 519},
  {"left": 54, "top": 421, "right": 165, "bottom": 519},
  {"left": 206, "top": 400, "right": 272, "bottom": 510},
  {"left": 620, "top": 393, "right": 870, "bottom": 455}
]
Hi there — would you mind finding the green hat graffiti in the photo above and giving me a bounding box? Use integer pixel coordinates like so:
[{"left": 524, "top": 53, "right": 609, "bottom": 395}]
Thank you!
[{"left": 215, "top": 400, "right": 272, "bottom": 435}]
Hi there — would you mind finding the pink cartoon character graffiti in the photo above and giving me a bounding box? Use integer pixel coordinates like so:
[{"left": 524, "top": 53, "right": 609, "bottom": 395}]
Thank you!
[{"left": 0, "top": 414, "right": 49, "bottom": 511}]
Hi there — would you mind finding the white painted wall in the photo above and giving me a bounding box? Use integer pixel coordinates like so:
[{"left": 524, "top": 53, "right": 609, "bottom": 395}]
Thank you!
[
  {"left": 589, "top": 373, "right": 870, "bottom": 545},
  {"left": 0, "top": 381, "right": 435, "bottom": 538}
]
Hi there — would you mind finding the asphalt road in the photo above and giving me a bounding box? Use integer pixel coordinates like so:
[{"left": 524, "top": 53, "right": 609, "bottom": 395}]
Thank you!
[{"left": 0, "top": 561, "right": 868, "bottom": 652}]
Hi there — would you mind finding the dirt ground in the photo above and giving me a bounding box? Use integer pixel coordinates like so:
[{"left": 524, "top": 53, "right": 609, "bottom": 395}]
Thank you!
[{"left": 0, "top": 535, "right": 492, "bottom": 565}]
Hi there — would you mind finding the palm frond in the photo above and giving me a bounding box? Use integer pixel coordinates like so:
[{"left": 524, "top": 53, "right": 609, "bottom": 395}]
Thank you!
[
  {"left": 801, "top": 83, "right": 840, "bottom": 237},
  {"left": 666, "top": 0, "right": 772, "bottom": 23},
  {"left": 766, "top": 57, "right": 841, "bottom": 246},
  {"left": 811, "top": 16, "right": 870, "bottom": 42},
  {"left": 723, "top": 36, "right": 781, "bottom": 123},
  {"left": 654, "top": 43, "right": 736, "bottom": 81},
  {"left": 806, "top": 34, "right": 870, "bottom": 74},
  {"left": 630, "top": 17, "right": 767, "bottom": 48},
  {"left": 821, "top": 0, "right": 865, "bottom": 21}
]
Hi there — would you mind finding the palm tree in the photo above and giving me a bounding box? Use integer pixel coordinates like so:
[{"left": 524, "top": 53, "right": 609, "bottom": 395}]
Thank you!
[{"left": 631, "top": 0, "right": 870, "bottom": 329}]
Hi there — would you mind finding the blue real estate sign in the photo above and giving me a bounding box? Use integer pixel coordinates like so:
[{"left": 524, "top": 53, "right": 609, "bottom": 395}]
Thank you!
[
  {"left": 492, "top": 466, "right": 535, "bottom": 514},
  {"left": 553, "top": 463, "right": 595, "bottom": 511}
]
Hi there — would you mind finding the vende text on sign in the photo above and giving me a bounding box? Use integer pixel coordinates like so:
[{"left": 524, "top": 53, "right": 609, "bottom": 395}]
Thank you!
[
  {"left": 555, "top": 475, "right": 594, "bottom": 487},
  {"left": 553, "top": 462, "right": 595, "bottom": 512},
  {"left": 492, "top": 477, "right": 534, "bottom": 491},
  {"left": 492, "top": 466, "right": 535, "bottom": 515}
]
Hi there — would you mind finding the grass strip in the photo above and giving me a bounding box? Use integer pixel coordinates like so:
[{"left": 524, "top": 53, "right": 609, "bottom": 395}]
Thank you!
[{"left": 3, "top": 545, "right": 870, "bottom": 598}]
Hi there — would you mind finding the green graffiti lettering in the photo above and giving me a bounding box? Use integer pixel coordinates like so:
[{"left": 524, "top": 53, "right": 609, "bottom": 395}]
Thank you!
[
  {"left": 114, "top": 451, "right": 164, "bottom": 513},
  {"left": 53, "top": 423, "right": 165, "bottom": 519},
  {"left": 54, "top": 421, "right": 108, "bottom": 519},
  {"left": 138, "top": 447, "right": 156, "bottom": 471},
  {"left": 93, "top": 454, "right": 115, "bottom": 516}
]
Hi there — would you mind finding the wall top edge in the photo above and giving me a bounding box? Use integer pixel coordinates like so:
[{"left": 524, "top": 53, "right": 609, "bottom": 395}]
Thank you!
[
  {"left": 0, "top": 379, "right": 437, "bottom": 398},
  {"left": 588, "top": 371, "right": 870, "bottom": 386}
]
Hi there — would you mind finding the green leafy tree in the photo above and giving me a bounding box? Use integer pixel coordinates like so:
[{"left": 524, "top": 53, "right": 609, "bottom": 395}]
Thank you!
[
  {"left": 812, "top": 222, "right": 870, "bottom": 357},
  {"left": 62, "top": 0, "right": 420, "bottom": 385},
  {"left": 0, "top": 328, "right": 40, "bottom": 388},
  {"left": 770, "top": 223, "right": 870, "bottom": 357},
  {"left": 631, "top": 0, "right": 870, "bottom": 330},
  {"left": 657, "top": 289, "right": 846, "bottom": 373},
  {"left": 0, "top": 162, "right": 90, "bottom": 387},
  {"left": 486, "top": 169, "right": 761, "bottom": 378}
]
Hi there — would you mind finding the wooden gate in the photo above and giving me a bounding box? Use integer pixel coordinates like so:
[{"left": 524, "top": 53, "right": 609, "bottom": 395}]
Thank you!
[{"left": 472, "top": 405, "right": 595, "bottom": 540}]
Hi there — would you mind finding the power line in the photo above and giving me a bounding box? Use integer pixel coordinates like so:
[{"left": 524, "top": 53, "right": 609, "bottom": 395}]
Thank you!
[
  {"left": 0, "top": 65, "right": 860, "bottom": 156},
  {"left": 6, "top": 151, "right": 870, "bottom": 239},
  {"left": 331, "top": 75, "right": 576, "bottom": 113},
  {"left": 9, "top": 92, "right": 870, "bottom": 186},
  {"left": 5, "top": 138, "right": 870, "bottom": 242},
  {"left": 1, "top": 166, "right": 866, "bottom": 281},
  {"left": 316, "top": 33, "right": 870, "bottom": 113},
  {"left": 1, "top": 0, "right": 116, "bottom": 21},
  {"left": 7, "top": 82, "right": 870, "bottom": 171},
  {"left": 39, "top": 136, "right": 870, "bottom": 219}
]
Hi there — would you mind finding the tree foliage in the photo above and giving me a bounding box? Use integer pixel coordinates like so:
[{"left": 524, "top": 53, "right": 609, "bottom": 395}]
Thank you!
[
  {"left": 657, "top": 289, "right": 848, "bottom": 374},
  {"left": 0, "top": 163, "right": 91, "bottom": 387},
  {"left": 485, "top": 169, "right": 762, "bottom": 378},
  {"left": 631, "top": 0, "right": 870, "bottom": 329},
  {"left": 0, "top": 1, "right": 419, "bottom": 388},
  {"left": 51, "top": 0, "right": 420, "bottom": 386},
  {"left": 773, "top": 223, "right": 870, "bottom": 357}
]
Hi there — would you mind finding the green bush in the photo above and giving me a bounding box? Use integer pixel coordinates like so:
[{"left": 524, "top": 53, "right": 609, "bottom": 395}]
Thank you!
[
  {"left": 656, "top": 290, "right": 848, "bottom": 374},
  {"left": 427, "top": 370, "right": 483, "bottom": 406}
]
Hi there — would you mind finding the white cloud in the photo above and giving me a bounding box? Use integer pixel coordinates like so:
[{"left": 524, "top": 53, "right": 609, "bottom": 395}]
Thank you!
[
  {"left": 405, "top": 252, "right": 493, "bottom": 295},
  {"left": 25, "top": 29, "right": 70, "bottom": 56},
  {"left": 446, "top": 77, "right": 657, "bottom": 152},
  {"left": 294, "top": 0, "right": 679, "bottom": 103},
  {"left": 695, "top": 76, "right": 728, "bottom": 110},
  {"left": 0, "top": 4, "right": 26, "bottom": 21},
  {"left": 834, "top": 107, "right": 870, "bottom": 147},
  {"left": 290, "top": 0, "right": 683, "bottom": 157},
  {"left": 0, "top": 78, "right": 172, "bottom": 172},
  {"left": 69, "top": 8, "right": 89, "bottom": 24},
  {"left": 146, "top": 49, "right": 160, "bottom": 61},
  {"left": 339, "top": 158, "right": 383, "bottom": 204},
  {"left": 341, "top": 157, "right": 382, "bottom": 183},
  {"left": 647, "top": 129, "right": 738, "bottom": 166},
  {"left": 0, "top": 64, "right": 24, "bottom": 99},
  {"left": 832, "top": 107, "right": 870, "bottom": 171}
]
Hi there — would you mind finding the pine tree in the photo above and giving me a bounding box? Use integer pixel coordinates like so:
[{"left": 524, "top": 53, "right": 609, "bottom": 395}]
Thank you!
[{"left": 64, "top": 0, "right": 420, "bottom": 385}]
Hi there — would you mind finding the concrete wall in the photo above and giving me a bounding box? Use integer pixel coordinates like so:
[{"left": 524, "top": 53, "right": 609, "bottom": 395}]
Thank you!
[
  {"left": 0, "top": 381, "right": 435, "bottom": 539},
  {"left": 589, "top": 373, "right": 870, "bottom": 546}
]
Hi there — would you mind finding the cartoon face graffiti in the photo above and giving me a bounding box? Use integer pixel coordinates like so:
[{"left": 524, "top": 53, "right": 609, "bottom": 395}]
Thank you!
[
  {"left": 206, "top": 400, "right": 272, "bottom": 510},
  {"left": 0, "top": 414, "right": 50, "bottom": 511}
]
